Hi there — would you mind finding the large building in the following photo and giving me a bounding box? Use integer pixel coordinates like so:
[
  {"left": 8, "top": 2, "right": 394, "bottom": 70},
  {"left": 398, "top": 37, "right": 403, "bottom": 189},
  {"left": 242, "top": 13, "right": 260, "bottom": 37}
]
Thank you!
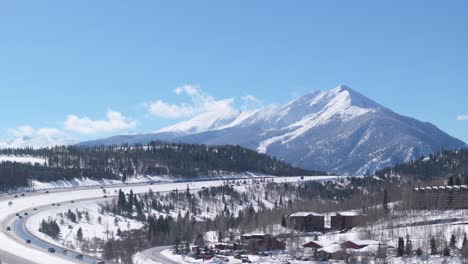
[
  {"left": 411, "top": 185, "right": 468, "bottom": 209},
  {"left": 288, "top": 212, "right": 324, "bottom": 232},
  {"left": 330, "top": 212, "right": 366, "bottom": 230}
]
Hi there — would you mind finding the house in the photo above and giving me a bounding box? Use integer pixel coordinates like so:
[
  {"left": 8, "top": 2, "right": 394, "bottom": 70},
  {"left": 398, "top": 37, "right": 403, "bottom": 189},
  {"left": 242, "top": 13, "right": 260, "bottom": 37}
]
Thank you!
[
  {"left": 303, "top": 240, "right": 339, "bottom": 255},
  {"left": 330, "top": 211, "right": 366, "bottom": 230},
  {"left": 288, "top": 212, "right": 324, "bottom": 231},
  {"left": 240, "top": 233, "right": 285, "bottom": 252}
]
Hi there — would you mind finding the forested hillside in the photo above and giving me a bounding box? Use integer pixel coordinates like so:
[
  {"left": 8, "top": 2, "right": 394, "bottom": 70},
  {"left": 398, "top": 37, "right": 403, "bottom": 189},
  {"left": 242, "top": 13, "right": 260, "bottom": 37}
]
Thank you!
[
  {"left": 0, "top": 142, "right": 323, "bottom": 191},
  {"left": 376, "top": 147, "right": 468, "bottom": 180}
]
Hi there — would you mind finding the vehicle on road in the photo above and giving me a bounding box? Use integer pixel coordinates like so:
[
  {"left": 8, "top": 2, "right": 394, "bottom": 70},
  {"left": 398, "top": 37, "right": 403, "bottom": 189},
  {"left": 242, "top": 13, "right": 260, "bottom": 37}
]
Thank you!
[
  {"left": 26, "top": 239, "right": 31, "bottom": 244},
  {"left": 6, "top": 226, "right": 11, "bottom": 231},
  {"left": 95, "top": 261, "right": 105, "bottom": 264},
  {"left": 76, "top": 254, "right": 84, "bottom": 260},
  {"left": 48, "top": 248, "right": 55, "bottom": 253},
  {"left": 24, "top": 212, "right": 28, "bottom": 216}
]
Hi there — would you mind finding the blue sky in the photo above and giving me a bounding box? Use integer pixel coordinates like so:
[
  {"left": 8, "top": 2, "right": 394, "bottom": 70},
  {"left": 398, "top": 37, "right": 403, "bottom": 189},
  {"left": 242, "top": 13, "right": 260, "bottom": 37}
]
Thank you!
[{"left": 0, "top": 0, "right": 467, "bottom": 143}]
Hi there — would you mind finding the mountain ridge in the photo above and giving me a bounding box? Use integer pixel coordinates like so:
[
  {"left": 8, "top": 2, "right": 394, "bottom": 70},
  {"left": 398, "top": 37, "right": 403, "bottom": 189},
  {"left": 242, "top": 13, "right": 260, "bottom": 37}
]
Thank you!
[{"left": 79, "top": 85, "right": 466, "bottom": 175}]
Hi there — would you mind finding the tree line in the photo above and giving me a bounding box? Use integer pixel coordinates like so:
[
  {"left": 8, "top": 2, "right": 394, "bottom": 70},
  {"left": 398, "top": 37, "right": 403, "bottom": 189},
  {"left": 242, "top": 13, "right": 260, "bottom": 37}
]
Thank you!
[{"left": 0, "top": 141, "right": 323, "bottom": 191}]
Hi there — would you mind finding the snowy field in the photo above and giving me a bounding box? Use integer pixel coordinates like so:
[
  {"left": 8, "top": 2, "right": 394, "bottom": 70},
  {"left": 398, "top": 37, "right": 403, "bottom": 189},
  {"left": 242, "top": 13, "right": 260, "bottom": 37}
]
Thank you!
[
  {"left": 26, "top": 200, "right": 144, "bottom": 255},
  {"left": 0, "top": 155, "right": 46, "bottom": 165}
]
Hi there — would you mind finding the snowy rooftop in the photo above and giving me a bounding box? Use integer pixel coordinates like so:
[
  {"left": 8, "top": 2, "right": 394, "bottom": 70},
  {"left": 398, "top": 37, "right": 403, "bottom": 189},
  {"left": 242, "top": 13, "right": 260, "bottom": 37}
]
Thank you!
[
  {"left": 413, "top": 185, "right": 468, "bottom": 191},
  {"left": 318, "top": 244, "right": 342, "bottom": 254},
  {"left": 336, "top": 211, "right": 362, "bottom": 216},
  {"left": 289, "top": 211, "right": 323, "bottom": 217}
]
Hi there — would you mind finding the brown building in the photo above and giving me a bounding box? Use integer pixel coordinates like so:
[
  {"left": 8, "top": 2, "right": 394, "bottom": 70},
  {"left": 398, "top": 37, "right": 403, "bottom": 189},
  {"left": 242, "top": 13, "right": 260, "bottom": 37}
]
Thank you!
[
  {"left": 241, "top": 233, "right": 285, "bottom": 252},
  {"left": 411, "top": 185, "right": 468, "bottom": 209},
  {"left": 330, "top": 212, "right": 365, "bottom": 230},
  {"left": 288, "top": 212, "right": 324, "bottom": 231}
]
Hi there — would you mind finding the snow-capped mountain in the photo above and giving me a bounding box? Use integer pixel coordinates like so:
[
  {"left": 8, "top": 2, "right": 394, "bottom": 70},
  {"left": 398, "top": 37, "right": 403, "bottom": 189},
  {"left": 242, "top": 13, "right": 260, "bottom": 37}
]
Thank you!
[{"left": 80, "top": 85, "right": 466, "bottom": 175}]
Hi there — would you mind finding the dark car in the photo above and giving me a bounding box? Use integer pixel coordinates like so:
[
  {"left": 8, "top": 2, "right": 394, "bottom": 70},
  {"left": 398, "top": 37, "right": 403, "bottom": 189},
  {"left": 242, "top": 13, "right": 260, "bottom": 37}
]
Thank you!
[
  {"left": 103, "top": 195, "right": 107, "bottom": 198},
  {"left": 14, "top": 195, "right": 18, "bottom": 198},
  {"left": 48, "top": 248, "right": 56, "bottom": 253},
  {"left": 33, "top": 208, "right": 37, "bottom": 211},
  {"left": 6, "top": 226, "right": 11, "bottom": 231},
  {"left": 19, "top": 216, "right": 23, "bottom": 219},
  {"left": 26, "top": 239, "right": 31, "bottom": 244},
  {"left": 95, "top": 261, "right": 105, "bottom": 264},
  {"left": 16, "top": 213, "right": 20, "bottom": 216},
  {"left": 51, "top": 203, "right": 56, "bottom": 206},
  {"left": 24, "top": 212, "right": 28, "bottom": 216},
  {"left": 71, "top": 200, "right": 75, "bottom": 203},
  {"left": 76, "top": 254, "right": 84, "bottom": 260},
  {"left": 21, "top": 193, "right": 25, "bottom": 197},
  {"left": 45, "top": 190, "right": 49, "bottom": 193}
]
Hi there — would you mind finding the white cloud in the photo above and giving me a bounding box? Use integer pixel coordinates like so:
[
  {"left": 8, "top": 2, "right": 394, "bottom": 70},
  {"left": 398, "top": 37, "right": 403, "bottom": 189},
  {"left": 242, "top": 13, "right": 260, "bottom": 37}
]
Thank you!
[
  {"left": 1, "top": 126, "right": 76, "bottom": 149},
  {"left": 148, "top": 85, "right": 239, "bottom": 119},
  {"left": 64, "top": 110, "right": 136, "bottom": 134},
  {"left": 457, "top": 115, "right": 468, "bottom": 121}
]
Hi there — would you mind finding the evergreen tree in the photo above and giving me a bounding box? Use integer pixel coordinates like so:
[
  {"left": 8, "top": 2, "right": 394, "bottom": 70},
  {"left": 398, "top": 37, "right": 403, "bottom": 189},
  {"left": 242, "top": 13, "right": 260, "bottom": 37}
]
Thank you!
[
  {"left": 450, "top": 233, "right": 457, "bottom": 248},
  {"left": 416, "top": 248, "right": 423, "bottom": 256},
  {"left": 281, "top": 215, "right": 287, "bottom": 227},
  {"left": 397, "top": 237, "right": 405, "bottom": 257},
  {"left": 383, "top": 189, "right": 389, "bottom": 214},
  {"left": 443, "top": 243, "right": 450, "bottom": 256},
  {"left": 405, "top": 234, "right": 412, "bottom": 255},
  {"left": 76, "top": 227, "right": 83, "bottom": 241},
  {"left": 430, "top": 237, "right": 437, "bottom": 255},
  {"left": 448, "top": 176, "right": 454, "bottom": 186}
]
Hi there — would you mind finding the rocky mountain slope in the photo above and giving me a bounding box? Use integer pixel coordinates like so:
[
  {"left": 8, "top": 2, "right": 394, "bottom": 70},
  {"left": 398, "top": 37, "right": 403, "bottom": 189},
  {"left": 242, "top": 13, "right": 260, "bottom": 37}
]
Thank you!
[{"left": 80, "top": 85, "right": 466, "bottom": 175}]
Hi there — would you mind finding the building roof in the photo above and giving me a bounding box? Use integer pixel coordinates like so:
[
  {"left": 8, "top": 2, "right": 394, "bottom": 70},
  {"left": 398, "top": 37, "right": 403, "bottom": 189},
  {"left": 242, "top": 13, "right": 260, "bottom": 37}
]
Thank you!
[
  {"left": 289, "top": 211, "right": 323, "bottom": 217},
  {"left": 318, "top": 244, "right": 342, "bottom": 254},
  {"left": 342, "top": 240, "right": 380, "bottom": 247},
  {"left": 414, "top": 185, "right": 468, "bottom": 191},
  {"left": 337, "top": 211, "right": 362, "bottom": 217},
  {"left": 303, "top": 240, "right": 337, "bottom": 248}
]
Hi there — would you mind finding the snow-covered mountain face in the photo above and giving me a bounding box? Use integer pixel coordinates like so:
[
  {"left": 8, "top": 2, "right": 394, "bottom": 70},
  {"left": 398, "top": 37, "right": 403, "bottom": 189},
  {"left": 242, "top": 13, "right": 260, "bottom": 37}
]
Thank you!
[{"left": 79, "top": 85, "right": 466, "bottom": 175}]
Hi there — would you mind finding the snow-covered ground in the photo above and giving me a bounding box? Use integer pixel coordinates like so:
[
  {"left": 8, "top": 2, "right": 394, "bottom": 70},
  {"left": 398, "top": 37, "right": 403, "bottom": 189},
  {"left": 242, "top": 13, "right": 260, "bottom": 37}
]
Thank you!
[
  {"left": 0, "top": 175, "right": 334, "bottom": 264},
  {"left": 26, "top": 200, "right": 144, "bottom": 255},
  {"left": 0, "top": 155, "right": 46, "bottom": 165}
]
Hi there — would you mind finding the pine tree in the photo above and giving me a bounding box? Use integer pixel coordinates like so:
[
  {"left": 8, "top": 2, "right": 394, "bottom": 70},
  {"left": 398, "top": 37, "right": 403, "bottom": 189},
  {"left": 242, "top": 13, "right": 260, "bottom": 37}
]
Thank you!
[
  {"left": 416, "top": 248, "right": 423, "bottom": 256},
  {"left": 463, "top": 233, "right": 467, "bottom": 248},
  {"left": 76, "top": 227, "right": 83, "bottom": 241},
  {"left": 448, "top": 176, "right": 454, "bottom": 186},
  {"left": 397, "top": 237, "right": 405, "bottom": 257},
  {"left": 281, "top": 215, "right": 287, "bottom": 227},
  {"left": 405, "top": 234, "right": 412, "bottom": 255},
  {"left": 450, "top": 233, "right": 457, "bottom": 248},
  {"left": 383, "top": 189, "right": 389, "bottom": 214},
  {"left": 430, "top": 237, "right": 437, "bottom": 255},
  {"left": 443, "top": 243, "right": 450, "bottom": 256}
]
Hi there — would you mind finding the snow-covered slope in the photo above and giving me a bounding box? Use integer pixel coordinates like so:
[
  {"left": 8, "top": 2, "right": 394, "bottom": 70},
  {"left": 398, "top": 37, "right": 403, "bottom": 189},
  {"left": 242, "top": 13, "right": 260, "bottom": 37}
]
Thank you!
[{"left": 79, "top": 85, "right": 466, "bottom": 175}]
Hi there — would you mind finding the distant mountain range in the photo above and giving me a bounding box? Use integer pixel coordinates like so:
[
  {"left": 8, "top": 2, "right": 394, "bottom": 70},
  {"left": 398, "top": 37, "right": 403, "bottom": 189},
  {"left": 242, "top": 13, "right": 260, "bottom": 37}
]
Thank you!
[{"left": 79, "top": 85, "right": 465, "bottom": 175}]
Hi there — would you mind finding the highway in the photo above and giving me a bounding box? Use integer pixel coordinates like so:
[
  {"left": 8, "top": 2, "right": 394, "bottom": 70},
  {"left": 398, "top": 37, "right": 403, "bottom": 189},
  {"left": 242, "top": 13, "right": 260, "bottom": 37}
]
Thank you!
[{"left": 141, "top": 246, "right": 178, "bottom": 264}]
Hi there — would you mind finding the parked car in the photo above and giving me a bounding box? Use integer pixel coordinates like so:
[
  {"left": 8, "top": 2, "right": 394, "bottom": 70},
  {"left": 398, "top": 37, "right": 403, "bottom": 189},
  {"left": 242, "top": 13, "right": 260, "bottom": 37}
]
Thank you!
[
  {"left": 48, "top": 248, "right": 55, "bottom": 253},
  {"left": 26, "top": 239, "right": 31, "bottom": 244},
  {"left": 95, "top": 261, "right": 105, "bottom": 264},
  {"left": 6, "top": 226, "right": 11, "bottom": 231},
  {"left": 76, "top": 254, "right": 84, "bottom": 260},
  {"left": 24, "top": 212, "right": 28, "bottom": 216}
]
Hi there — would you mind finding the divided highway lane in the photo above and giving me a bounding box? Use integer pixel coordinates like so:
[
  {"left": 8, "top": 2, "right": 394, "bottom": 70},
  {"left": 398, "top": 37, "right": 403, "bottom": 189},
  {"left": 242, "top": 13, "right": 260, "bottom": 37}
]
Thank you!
[
  {"left": 8, "top": 206, "right": 107, "bottom": 264},
  {"left": 0, "top": 175, "right": 336, "bottom": 264}
]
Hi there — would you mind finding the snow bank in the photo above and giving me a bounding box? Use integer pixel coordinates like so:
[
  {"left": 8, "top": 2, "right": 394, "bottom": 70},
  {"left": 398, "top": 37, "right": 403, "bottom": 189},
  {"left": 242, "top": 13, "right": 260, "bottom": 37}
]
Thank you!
[{"left": 0, "top": 155, "right": 46, "bottom": 165}]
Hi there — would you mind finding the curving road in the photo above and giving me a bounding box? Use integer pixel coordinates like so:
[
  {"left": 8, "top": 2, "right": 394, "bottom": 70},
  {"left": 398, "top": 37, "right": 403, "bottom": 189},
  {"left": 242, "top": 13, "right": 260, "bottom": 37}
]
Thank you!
[{"left": 141, "top": 246, "right": 178, "bottom": 264}]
